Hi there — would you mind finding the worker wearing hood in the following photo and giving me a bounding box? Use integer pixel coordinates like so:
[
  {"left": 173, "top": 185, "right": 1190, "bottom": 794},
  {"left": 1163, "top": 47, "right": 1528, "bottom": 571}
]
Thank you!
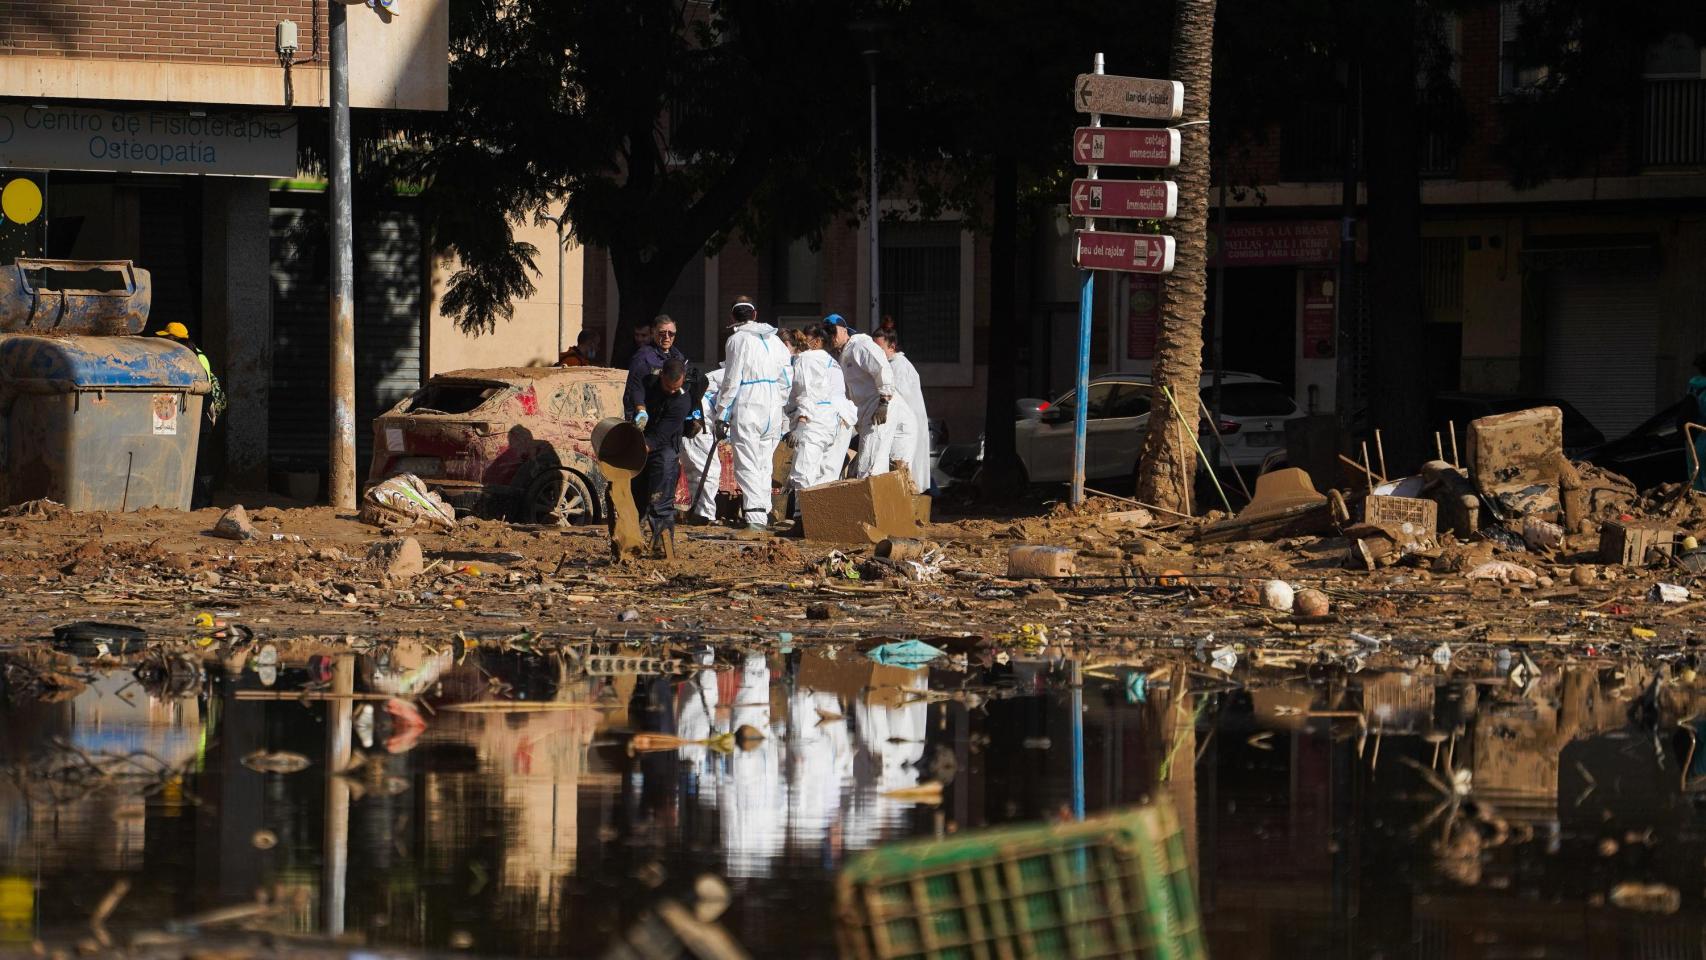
[{"left": 711, "top": 297, "right": 794, "bottom": 529}]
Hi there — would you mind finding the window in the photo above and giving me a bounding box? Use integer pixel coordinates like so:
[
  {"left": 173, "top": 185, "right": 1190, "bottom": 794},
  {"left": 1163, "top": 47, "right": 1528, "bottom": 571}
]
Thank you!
[
  {"left": 880, "top": 222, "right": 961, "bottom": 365},
  {"left": 1499, "top": 1, "right": 1550, "bottom": 95},
  {"left": 1644, "top": 32, "right": 1704, "bottom": 78},
  {"left": 1106, "top": 385, "right": 1151, "bottom": 419},
  {"left": 1051, "top": 382, "right": 1128, "bottom": 420},
  {"left": 1422, "top": 237, "right": 1463, "bottom": 324},
  {"left": 773, "top": 235, "right": 820, "bottom": 312}
]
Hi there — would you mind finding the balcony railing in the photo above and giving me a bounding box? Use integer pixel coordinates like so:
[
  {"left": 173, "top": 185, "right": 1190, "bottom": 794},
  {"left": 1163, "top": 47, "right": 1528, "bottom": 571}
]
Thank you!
[{"left": 1643, "top": 78, "right": 1706, "bottom": 169}]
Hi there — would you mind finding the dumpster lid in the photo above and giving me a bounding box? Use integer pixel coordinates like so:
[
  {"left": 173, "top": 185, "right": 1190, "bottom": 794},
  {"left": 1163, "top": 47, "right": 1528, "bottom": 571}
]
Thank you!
[{"left": 0, "top": 334, "right": 209, "bottom": 389}]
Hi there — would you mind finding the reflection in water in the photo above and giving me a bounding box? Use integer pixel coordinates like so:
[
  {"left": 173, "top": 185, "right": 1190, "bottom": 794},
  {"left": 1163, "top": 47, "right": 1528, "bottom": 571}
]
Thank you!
[{"left": 5, "top": 644, "right": 1706, "bottom": 956}]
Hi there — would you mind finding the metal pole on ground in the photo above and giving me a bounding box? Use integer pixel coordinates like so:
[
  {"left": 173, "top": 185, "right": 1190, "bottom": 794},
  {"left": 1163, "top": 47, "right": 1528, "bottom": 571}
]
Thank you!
[
  {"left": 1070, "top": 52, "right": 1104, "bottom": 509},
  {"left": 327, "top": 0, "right": 356, "bottom": 510}
]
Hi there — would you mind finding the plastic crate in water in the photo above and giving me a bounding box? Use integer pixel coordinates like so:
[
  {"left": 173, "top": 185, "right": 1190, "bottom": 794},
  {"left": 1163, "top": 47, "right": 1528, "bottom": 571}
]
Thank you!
[{"left": 835, "top": 803, "right": 1205, "bottom": 960}]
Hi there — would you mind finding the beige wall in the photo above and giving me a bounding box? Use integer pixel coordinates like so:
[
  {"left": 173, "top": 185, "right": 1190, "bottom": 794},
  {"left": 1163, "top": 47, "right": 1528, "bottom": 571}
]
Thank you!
[
  {"left": 0, "top": 0, "right": 448, "bottom": 110},
  {"left": 427, "top": 218, "right": 585, "bottom": 375}
]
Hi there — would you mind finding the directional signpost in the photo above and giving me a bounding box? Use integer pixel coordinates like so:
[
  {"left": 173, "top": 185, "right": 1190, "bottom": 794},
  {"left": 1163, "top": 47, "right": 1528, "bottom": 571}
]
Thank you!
[
  {"left": 1068, "top": 57, "right": 1183, "bottom": 508},
  {"left": 1069, "top": 179, "right": 1178, "bottom": 220}
]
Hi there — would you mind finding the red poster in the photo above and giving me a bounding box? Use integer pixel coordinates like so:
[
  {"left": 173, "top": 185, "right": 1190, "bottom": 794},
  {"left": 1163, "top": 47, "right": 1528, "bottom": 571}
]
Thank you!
[
  {"left": 1127, "top": 274, "right": 1160, "bottom": 360},
  {"left": 1301, "top": 269, "right": 1336, "bottom": 359}
]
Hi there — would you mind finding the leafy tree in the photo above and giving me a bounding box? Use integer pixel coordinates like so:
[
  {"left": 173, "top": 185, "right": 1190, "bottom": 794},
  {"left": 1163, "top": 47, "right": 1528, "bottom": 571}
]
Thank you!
[{"left": 394, "top": 0, "right": 874, "bottom": 340}]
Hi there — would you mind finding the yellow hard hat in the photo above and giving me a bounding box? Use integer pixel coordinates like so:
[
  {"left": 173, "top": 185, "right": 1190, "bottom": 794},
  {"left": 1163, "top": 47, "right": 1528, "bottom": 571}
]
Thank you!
[{"left": 155, "top": 322, "right": 190, "bottom": 339}]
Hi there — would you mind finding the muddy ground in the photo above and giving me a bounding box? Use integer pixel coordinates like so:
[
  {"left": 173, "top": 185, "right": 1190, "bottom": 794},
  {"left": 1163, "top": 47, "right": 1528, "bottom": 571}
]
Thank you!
[{"left": 1, "top": 486, "right": 1704, "bottom": 685}]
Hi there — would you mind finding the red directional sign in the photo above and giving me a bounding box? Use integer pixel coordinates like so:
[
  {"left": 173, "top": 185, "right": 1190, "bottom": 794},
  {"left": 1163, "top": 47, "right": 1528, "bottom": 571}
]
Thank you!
[
  {"left": 1070, "top": 179, "right": 1177, "bottom": 220},
  {"left": 1074, "top": 230, "right": 1176, "bottom": 275},
  {"left": 1072, "top": 127, "right": 1180, "bottom": 168}
]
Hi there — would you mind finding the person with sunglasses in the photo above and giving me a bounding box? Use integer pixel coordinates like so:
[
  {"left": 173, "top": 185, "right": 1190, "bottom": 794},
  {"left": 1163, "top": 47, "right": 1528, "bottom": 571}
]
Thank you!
[{"left": 625, "top": 314, "right": 686, "bottom": 428}]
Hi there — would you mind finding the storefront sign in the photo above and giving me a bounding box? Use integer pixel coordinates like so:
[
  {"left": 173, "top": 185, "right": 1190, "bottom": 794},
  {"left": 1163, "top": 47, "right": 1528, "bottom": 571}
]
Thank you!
[
  {"left": 1209, "top": 220, "right": 1338, "bottom": 267},
  {"left": 1127, "top": 274, "right": 1160, "bottom": 360},
  {"left": 1301, "top": 269, "right": 1336, "bottom": 359},
  {"left": 0, "top": 105, "right": 297, "bottom": 178}
]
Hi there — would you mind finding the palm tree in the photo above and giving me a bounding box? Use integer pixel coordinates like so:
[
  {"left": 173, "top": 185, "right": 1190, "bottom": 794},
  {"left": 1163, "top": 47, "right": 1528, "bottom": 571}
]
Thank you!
[{"left": 1135, "top": 0, "right": 1217, "bottom": 513}]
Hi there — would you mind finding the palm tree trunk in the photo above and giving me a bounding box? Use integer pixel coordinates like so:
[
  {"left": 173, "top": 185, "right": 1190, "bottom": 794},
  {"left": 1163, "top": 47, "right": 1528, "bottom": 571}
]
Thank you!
[{"left": 1135, "top": 0, "right": 1217, "bottom": 512}]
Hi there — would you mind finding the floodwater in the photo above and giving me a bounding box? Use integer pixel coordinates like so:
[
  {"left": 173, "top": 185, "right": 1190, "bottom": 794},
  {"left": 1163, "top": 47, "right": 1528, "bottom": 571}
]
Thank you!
[{"left": 2, "top": 644, "right": 1705, "bottom": 958}]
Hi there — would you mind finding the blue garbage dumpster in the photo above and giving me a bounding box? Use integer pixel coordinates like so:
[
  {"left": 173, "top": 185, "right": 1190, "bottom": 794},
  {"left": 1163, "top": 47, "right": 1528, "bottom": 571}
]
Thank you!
[{"left": 0, "top": 334, "right": 209, "bottom": 511}]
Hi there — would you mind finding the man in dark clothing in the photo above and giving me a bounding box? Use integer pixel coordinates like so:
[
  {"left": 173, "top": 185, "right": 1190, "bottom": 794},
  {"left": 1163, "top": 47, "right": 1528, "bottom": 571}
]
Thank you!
[
  {"left": 635, "top": 357, "right": 695, "bottom": 555},
  {"left": 625, "top": 314, "right": 686, "bottom": 423}
]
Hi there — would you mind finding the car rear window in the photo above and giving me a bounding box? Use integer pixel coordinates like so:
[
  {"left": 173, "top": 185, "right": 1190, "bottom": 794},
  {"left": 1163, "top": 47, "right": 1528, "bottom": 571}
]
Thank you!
[
  {"left": 406, "top": 382, "right": 504, "bottom": 415},
  {"left": 1215, "top": 383, "right": 1296, "bottom": 417}
]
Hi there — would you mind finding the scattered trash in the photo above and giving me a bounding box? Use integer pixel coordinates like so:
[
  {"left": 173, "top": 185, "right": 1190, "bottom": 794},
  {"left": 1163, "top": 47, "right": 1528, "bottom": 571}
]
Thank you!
[
  {"left": 1294, "top": 588, "right": 1330, "bottom": 617},
  {"left": 51, "top": 621, "right": 146, "bottom": 657},
  {"left": 1124, "top": 672, "right": 1147, "bottom": 703},
  {"left": 1521, "top": 517, "right": 1564, "bottom": 552},
  {"left": 1261, "top": 579, "right": 1295, "bottom": 613},
  {"left": 1431, "top": 642, "right": 1452, "bottom": 667},
  {"left": 360, "top": 473, "right": 456, "bottom": 531},
  {"left": 1210, "top": 645, "right": 1238, "bottom": 673},
  {"left": 1465, "top": 560, "right": 1539, "bottom": 586},
  {"left": 1599, "top": 519, "right": 1675, "bottom": 566},
  {"left": 1649, "top": 583, "right": 1690, "bottom": 604},
  {"left": 1006, "top": 544, "right": 1076, "bottom": 578},
  {"left": 250, "top": 829, "right": 278, "bottom": 850},
  {"left": 866, "top": 639, "right": 945, "bottom": 669}
]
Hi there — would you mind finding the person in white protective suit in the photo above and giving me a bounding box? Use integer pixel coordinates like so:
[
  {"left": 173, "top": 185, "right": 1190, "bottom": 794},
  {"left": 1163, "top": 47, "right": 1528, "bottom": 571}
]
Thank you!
[
  {"left": 678, "top": 366, "right": 724, "bottom": 524},
  {"left": 786, "top": 324, "right": 859, "bottom": 492},
  {"left": 873, "top": 328, "right": 934, "bottom": 496},
  {"left": 822, "top": 314, "right": 919, "bottom": 493},
  {"left": 711, "top": 298, "right": 794, "bottom": 530}
]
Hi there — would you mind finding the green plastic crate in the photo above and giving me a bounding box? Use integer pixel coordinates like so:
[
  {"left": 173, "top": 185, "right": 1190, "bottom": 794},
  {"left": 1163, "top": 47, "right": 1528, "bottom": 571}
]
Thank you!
[{"left": 836, "top": 803, "right": 1206, "bottom": 960}]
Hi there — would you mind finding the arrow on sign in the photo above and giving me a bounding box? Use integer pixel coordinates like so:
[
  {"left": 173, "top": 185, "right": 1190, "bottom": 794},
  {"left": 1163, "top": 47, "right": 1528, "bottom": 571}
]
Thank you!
[
  {"left": 1073, "top": 182, "right": 1090, "bottom": 207},
  {"left": 1078, "top": 80, "right": 1094, "bottom": 109}
]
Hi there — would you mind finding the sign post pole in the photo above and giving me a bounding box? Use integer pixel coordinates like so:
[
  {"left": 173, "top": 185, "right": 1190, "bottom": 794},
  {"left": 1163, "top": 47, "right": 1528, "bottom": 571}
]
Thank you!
[{"left": 1071, "top": 53, "right": 1103, "bottom": 510}]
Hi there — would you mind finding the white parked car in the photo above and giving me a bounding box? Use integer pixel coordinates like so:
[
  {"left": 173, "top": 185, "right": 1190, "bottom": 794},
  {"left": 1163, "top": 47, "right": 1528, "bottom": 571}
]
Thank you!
[{"left": 1011, "top": 372, "right": 1303, "bottom": 484}]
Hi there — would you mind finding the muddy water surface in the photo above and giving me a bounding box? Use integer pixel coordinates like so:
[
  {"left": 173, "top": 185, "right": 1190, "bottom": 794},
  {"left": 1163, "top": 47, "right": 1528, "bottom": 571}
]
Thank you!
[{"left": 2, "top": 647, "right": 1704, "bottom": 957}]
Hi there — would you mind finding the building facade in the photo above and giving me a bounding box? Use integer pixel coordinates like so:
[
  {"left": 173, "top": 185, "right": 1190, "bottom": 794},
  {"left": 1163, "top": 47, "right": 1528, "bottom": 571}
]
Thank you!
[
  {"left": 585, "top": 4, "right": 1704, "bottom": 452},
  {"left": 0, "top": 1, "right": 588, "bottom": 499}
]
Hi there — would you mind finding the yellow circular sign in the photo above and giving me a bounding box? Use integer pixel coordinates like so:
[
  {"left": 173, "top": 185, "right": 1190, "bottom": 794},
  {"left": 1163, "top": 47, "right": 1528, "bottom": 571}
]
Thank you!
[{"left": 1, "top": 179, "right": 41, "bottom": 224}]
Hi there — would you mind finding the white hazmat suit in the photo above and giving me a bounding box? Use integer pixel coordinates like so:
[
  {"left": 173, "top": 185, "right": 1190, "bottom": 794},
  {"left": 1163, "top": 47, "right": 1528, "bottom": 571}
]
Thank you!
[
  {"left": 712, "top": 321, "right": 793, "bottom": 526},
  {"left": 888, "top": 351, "right": 933, "bottom": 493},
  {"left": 786, "top": 348, "right": 858, "bottom": 491},
  {"left": 679, "top": 367, "right": 723, "bottom": 523},
  {"left": 839, "top": 332, "right": 919, "bottom": 492}
]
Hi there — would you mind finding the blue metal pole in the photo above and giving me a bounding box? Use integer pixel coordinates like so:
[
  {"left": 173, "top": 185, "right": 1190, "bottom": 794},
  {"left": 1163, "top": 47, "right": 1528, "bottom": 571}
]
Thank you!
[
  {"left": 1071, "top": 270, "right": 1093, "bottom": 507},
  {"left": 1071, "top": 657, "right": 1086, "bottom": 820}
]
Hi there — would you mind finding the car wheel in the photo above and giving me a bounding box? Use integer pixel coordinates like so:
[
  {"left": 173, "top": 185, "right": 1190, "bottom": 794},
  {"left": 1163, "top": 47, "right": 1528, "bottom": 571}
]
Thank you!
[{"left": 525, "top": 469, "right": 598, "bottom": 526}]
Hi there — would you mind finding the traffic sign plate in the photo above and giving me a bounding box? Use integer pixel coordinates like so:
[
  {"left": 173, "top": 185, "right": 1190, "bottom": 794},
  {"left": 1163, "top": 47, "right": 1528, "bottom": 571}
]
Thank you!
[
  {"left": 1074, "top": 74, "right": 1183, "bottom": 120},
  {"left": 1073, "top": 127, "right": 1180, "bottom": 168},
  {"left": 1074, "top": 230, "right": 1176, "bottom": 274},
  {"left": 1070, "top": 179, "right": 1177, "bottom": 220}
]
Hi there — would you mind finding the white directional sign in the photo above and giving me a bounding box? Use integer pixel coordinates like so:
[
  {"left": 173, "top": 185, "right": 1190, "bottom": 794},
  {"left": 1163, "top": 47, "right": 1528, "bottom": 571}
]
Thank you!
[
  {"left": 1073, "top": 74, "right": 1183, "bottom": 120},
  {"left": 1070, "top": 179, "right": 1177, "bottom": 220}
]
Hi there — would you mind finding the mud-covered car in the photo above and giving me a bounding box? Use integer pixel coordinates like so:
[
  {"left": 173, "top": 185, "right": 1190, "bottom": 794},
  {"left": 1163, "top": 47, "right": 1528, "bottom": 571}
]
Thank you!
[{"left": 368, "top": 366, "right": 626, "bottom": 524}]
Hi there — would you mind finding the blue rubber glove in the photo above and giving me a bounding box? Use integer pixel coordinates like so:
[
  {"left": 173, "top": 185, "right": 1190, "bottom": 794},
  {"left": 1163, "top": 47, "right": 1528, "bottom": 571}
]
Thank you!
[{"left": 634, "top": 409, "right": 650, "bottom": 429}]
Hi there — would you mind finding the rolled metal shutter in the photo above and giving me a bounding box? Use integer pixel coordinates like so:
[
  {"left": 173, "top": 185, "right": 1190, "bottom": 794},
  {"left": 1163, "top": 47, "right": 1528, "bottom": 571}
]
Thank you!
[
  {"left": 1543, "top": 269, "right": 1660, "bottom": 438},
  {"left": 268, "top": 206, "right": 423, "bottom": 487}
]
